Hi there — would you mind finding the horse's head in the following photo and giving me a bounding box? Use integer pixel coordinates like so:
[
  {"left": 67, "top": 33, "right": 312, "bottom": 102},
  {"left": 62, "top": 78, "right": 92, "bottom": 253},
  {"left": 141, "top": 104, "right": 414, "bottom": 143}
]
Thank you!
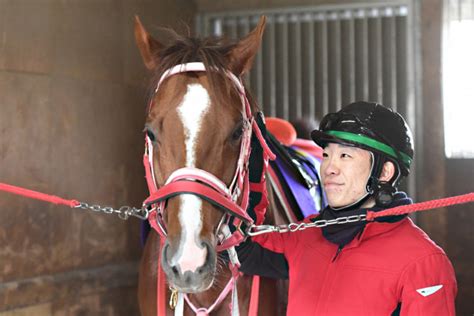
[{"left": 135, "top": 17, "right": 265, "bottom": 293}]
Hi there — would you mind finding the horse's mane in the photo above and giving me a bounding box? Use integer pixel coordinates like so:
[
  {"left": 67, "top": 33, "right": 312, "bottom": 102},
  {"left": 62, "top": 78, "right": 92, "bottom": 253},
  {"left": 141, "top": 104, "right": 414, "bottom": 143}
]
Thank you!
[{"left": 148, "top": 29, "right": 254, "bottom": 113}]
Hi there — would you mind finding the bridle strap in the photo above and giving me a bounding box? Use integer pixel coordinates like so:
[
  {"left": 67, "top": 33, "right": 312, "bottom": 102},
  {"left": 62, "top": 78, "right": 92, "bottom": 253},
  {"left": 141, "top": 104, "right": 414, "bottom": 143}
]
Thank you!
[
  {"left": 165, "top": 168, "right": 232, "bottom": 199},
  {"left": 157, "top": 238, "right": 167, "bottom": 316},
  {"left": 143, "top": 147, "right": 158, "bottom": 194},
  {"left": 144, "top": 180, "right": 253, "bottom": 223},
  {"left": 249, "top": 275, "right": 261, "bottom": 316},
  {"left": 182, "top": 272, "right": 239, "bottom": 316}
]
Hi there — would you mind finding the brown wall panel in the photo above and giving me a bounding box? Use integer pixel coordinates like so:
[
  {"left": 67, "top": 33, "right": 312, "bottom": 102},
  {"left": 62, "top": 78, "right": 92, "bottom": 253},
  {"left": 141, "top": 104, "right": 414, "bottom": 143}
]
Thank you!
[
  {"left": 446, "top": 159, "right": 474, "bottom": 313},
  {"left": 0, "top": 0, "right": 53, "bottom": 74},
  {"left": 416, "top": 0, "right": 448, "bottom": 249},
  {"left": 51, "top": 1, "right": 124, "bottom": 83},
  {"left": 0, "top": 0, "right": 196, "bottom": 314}
]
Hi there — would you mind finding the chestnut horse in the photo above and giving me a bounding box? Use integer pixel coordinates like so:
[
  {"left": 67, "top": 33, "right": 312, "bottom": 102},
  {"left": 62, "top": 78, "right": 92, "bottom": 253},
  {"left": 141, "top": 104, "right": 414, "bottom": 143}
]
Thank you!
[{"left": 135, "top": 17, "right": 289, "bottom": 315}]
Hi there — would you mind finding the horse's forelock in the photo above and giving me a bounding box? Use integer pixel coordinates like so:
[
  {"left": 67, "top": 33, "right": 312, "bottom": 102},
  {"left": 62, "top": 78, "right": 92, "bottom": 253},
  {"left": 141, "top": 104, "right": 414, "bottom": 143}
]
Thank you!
[{"left": 146, "top": 32, "right": 252, "bottom": 115}]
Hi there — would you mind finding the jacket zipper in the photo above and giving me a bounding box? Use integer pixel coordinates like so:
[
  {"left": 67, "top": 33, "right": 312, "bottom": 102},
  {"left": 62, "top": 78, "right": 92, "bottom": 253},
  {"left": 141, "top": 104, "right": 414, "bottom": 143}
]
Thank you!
[{"left": 332, "top": 245, "right": 343, "bottom": 262}]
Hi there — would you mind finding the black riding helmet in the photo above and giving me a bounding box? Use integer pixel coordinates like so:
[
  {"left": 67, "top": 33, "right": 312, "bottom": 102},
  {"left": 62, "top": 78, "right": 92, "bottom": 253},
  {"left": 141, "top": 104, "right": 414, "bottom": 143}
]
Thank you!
[{"left": 311, "top": 101, "right": 414, "bottom": 207}]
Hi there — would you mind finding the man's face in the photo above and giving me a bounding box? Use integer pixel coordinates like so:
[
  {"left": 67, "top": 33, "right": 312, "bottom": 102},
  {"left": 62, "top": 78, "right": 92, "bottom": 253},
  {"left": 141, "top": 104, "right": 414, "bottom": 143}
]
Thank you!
[{"left": 321, "top": 143, "right": 372, "bottom": 208}]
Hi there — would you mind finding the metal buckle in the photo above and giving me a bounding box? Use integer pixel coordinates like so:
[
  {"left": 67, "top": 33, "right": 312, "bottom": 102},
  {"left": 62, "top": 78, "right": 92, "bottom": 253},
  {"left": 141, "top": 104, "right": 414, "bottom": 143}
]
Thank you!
[{"left": 169, "top": 287, "right": 178, "bottom": 310}]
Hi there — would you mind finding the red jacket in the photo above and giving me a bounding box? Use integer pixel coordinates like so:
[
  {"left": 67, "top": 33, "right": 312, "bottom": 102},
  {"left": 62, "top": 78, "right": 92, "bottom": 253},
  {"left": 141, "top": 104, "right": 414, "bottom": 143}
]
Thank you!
[{"left": 253, "top": 217, "right": 457, "bottom": 315}]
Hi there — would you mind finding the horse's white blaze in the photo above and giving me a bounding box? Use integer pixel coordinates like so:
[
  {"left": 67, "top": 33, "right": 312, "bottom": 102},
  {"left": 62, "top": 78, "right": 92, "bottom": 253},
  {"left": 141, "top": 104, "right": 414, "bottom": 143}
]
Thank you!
[{"left": 173, "top": 83, "right": 210, "bottom": 273}]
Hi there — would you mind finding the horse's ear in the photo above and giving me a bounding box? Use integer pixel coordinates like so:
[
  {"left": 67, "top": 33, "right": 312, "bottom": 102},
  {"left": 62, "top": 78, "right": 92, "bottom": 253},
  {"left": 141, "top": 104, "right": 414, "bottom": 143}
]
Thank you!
[
  {"left": 134, "top": 16, "right": 163, "bottom": 70},
  {"left": 228, "top": 16, "right": 266, "bottom": 76}
]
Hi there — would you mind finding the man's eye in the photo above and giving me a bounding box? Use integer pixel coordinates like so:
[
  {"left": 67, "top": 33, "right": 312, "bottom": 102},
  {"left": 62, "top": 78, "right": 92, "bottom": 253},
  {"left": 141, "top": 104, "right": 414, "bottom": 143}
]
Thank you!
[
  {"left": 341, "top": 153, "right": 352, "bottom": 158},
  {"left": 322, "top": 152, "right": 329, "bottom": 158}
]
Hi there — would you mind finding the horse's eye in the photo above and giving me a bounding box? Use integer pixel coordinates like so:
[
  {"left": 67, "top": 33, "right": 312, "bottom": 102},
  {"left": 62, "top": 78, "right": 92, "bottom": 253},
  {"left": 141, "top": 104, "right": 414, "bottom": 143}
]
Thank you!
[
  {"left": 145, "top": 128, "right": 157, "bottom": 142},
  {"left": 231, "top": 124, "right": 244, "bottom": 141}
]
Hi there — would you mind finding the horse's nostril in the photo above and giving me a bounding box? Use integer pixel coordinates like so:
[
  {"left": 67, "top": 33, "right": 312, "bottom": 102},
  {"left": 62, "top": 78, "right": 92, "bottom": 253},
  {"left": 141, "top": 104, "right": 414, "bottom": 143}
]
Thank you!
[
  {"left": 162, "top": 244, "right": 170, "bottom": 262},
  {"left": 205, "top": 241, "right": 214, "bottom": 263},
  {"left": 172, "top": 265, "right": 180, "bottom": 277}
]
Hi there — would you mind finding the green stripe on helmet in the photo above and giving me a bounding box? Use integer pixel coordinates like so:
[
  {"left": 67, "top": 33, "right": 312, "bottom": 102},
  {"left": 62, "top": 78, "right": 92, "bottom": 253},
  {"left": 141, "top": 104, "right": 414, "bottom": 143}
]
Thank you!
[{"left": 326, "top": 130, "right": 412, "bottom": 166}]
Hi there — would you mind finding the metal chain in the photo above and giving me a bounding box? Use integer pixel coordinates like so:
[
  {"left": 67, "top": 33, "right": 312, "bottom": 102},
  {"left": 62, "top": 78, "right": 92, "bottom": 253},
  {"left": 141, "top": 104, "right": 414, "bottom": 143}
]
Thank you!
[
  {"left": 74, "top": 202, "right": 150, "bottom": 220},
  {"left": 247, "top": 214, "right": 367, "bottom": 236},
  {"left": 74, "top": 201, "right": 366, "bottom": 231}
]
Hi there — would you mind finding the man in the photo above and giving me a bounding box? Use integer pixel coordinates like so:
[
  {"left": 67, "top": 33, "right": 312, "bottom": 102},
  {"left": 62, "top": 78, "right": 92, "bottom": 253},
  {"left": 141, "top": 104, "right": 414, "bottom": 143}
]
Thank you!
[{"left": 238, "top": 101, "right": 457, "bottom": 315}]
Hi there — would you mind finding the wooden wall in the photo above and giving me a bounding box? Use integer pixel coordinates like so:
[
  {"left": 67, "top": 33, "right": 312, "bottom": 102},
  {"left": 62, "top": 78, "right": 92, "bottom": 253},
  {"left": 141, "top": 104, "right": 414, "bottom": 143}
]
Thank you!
[
  {"left": 0, "top": 0, "right": 195, "bottom": 314},
  {"left": 416, "top": 1, "right": 474, "bottom": 313}
]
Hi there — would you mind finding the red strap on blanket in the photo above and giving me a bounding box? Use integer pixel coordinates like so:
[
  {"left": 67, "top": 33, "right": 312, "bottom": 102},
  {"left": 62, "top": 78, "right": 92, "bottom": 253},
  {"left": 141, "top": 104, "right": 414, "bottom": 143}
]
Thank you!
[
  {"left": 248, "top": 163, "right": 271, "bottom": 225},
  {"left": 0, "top": 182, "right": 79, "bottom": 208},
  {"left": 252, "top": 120, "right": 276, "bottom": 161}
]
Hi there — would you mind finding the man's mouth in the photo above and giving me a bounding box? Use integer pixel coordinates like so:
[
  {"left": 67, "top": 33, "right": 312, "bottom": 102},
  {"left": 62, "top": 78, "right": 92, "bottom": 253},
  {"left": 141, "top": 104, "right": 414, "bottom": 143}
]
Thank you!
[{"left": 324, "top": 182, "right": 343, "bottom": 189}]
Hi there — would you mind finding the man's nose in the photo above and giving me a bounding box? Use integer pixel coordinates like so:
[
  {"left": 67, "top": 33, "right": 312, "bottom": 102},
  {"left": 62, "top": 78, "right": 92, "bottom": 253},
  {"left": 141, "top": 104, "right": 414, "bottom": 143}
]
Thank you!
[{"left": 323, "top": 157, "right": 340, "bottom": 175}]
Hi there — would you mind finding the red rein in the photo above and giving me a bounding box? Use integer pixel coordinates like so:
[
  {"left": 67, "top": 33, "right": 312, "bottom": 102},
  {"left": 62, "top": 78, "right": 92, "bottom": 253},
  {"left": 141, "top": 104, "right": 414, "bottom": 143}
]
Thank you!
[
  {"left": 2, "top": 180, "right": 472, "bottom": 222},
  {"left": 366, "top": 192, "right": 474, "bottom": 220},
  {"left": 0, "top": 182, "right": 79, "bottom": 208}
]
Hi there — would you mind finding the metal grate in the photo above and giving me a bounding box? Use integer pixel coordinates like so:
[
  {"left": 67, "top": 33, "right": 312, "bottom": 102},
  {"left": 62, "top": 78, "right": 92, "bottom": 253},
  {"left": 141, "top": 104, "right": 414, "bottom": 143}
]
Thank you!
[
  {"left": 197, "top": 3, "right": 415, "bottom": 125},
  {"left": 445, "top": 0, "right": 474, "bottom": 20},
  {"left": 442, "top": 0, "right": 474, "bottom": 158}
]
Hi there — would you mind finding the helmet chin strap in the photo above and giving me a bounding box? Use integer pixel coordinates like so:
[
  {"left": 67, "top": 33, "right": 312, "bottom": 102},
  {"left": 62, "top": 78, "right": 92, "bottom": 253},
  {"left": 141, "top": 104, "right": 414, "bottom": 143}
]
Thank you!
[{"left": 367, "top": 153, "right": 402, "bottom": 208}]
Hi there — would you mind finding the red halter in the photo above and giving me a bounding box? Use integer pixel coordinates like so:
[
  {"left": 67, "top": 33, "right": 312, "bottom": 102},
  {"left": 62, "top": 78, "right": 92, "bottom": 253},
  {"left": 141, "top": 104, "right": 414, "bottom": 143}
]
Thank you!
[
  {"left": 143, "top": 62, "right": 275, "bottom": 250},
  {"left": 143, "top": 62, "right": 274, "bottom": 316}
]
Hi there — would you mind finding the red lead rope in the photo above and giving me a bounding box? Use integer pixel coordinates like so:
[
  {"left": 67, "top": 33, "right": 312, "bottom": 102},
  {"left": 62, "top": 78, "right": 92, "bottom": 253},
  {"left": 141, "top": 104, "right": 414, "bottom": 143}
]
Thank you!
[
  {"left": 1, "top": 181, "right": 473, "bottom": 226},
  {"left": 366, "top": 192, "right": 474, "bottom": 221},
  {"left": 0, "top": 182, "right": 80, "bottom": 208}
]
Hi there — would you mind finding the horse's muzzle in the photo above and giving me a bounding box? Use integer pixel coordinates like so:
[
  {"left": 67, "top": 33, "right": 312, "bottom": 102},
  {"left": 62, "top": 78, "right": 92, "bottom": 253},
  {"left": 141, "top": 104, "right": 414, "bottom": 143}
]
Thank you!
[{"left": 161, "top": 240, "right": 216, "bottom": 293}]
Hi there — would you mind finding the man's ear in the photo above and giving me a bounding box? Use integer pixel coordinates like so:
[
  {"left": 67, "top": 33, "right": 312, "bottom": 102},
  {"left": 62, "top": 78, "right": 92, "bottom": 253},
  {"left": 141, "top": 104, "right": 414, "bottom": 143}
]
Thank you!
[
  {"left": 379, "top": 161, "right": 396, "bottom": 182},
  {"left": 134, "top": 16, "right": 163, "bottom": 70}
]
